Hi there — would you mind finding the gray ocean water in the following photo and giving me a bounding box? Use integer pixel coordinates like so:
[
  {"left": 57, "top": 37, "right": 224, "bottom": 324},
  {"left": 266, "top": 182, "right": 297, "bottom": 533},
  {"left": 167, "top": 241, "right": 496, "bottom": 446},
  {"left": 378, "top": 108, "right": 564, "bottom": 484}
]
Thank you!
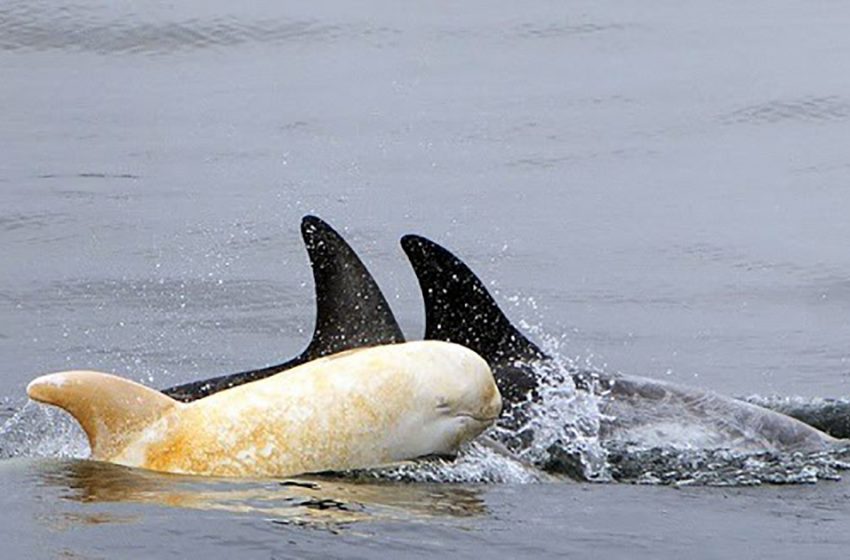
[{"left": 3, "top": 1, "right": 850, "bottom": 558}]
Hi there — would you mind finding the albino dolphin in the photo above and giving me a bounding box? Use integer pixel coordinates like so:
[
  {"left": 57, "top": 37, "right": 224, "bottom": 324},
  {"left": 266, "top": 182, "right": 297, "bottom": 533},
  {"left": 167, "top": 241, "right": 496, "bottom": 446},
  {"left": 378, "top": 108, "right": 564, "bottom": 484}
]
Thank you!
[{"left": 26, "top": 341, "right": 502, "bottom": 478}]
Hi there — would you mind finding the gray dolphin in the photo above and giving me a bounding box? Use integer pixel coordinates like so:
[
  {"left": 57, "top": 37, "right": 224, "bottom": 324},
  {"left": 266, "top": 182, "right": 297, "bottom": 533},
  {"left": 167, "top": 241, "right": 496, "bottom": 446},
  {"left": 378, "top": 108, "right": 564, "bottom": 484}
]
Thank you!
[{"left": 400, "top": 234, "right": 843, "bottom": 453}]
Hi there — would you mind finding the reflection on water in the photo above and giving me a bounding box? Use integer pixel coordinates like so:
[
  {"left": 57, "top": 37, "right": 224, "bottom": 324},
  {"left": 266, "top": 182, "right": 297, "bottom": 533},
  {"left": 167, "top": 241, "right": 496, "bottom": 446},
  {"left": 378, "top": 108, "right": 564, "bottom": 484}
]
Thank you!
[{"left": 34, "top": 459, "right": 488, "bottom": 530}]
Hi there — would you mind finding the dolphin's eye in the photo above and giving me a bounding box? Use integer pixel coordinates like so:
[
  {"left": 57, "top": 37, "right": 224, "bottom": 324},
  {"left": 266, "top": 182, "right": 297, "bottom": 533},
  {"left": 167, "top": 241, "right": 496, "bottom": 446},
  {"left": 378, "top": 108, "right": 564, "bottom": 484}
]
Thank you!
[{"left": 436, "top": 397, "right": 452, "bottom": 411}]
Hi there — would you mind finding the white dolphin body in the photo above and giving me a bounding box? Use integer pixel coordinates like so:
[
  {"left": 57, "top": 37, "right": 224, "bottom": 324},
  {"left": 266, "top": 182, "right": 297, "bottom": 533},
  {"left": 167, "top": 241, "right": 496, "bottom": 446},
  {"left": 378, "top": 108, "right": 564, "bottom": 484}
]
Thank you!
[{"left": 26, "top": 341, "right": 502, "bottom": 478}]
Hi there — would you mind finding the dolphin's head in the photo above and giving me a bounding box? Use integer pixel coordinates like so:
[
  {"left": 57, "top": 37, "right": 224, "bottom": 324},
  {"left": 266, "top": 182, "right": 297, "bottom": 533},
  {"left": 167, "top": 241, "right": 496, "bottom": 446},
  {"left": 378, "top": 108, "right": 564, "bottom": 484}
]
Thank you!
[{"left": 395, "top": 341, "right": 502, "bottom": 456}]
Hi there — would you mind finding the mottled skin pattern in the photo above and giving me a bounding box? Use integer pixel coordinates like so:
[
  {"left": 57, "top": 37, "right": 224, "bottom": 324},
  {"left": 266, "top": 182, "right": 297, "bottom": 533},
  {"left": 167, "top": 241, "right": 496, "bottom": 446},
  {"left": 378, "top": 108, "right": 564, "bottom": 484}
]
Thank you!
[{"left": 26, "top": 341, "right": 502, "bottom": 478}]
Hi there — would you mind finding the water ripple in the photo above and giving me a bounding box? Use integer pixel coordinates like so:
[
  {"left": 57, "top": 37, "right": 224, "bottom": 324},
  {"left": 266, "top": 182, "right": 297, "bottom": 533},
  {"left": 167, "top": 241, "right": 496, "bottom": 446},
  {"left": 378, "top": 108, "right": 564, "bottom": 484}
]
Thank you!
[
  {"left": 28, "top": 459, "right": 491, "bottom": 530},
  {"left": 0, "top": 2, "right": 401, "bottom": 55},
  {"left": 510, "top": 21, "right": 627, "bottom": 39},
  {"left": 720, "top": 96, "right": 850, "bottom": 125},
  {"left": 436, "top": 20, "right": 629, "bottom": 41},
  {"left": 0, "top": 211, "right": 70, "bottom": 233}
]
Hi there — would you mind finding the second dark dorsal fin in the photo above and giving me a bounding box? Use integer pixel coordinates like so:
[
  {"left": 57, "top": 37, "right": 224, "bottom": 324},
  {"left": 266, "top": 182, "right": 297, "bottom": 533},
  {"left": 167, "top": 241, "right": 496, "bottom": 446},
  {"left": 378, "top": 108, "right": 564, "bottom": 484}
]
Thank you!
[
  {"left": 162, "top": 216, "right": 404, "bottom": 402},
  {"left": 400, "top": 234, "right": 547, "bottom": 406}
]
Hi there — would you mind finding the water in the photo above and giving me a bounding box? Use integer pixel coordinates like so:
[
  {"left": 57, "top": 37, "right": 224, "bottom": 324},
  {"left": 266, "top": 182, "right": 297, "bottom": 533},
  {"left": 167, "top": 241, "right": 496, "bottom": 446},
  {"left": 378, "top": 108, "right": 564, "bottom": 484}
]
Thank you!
[{"left": 3, "top": 1, "right": 850, "bottom": 557}]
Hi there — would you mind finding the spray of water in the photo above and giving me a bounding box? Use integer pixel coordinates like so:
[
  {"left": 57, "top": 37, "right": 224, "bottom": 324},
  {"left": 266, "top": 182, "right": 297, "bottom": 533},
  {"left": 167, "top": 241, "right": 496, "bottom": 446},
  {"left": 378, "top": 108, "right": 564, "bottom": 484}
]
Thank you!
[{"left": 0, "top": 399, "right": 88, "bottom": 460}]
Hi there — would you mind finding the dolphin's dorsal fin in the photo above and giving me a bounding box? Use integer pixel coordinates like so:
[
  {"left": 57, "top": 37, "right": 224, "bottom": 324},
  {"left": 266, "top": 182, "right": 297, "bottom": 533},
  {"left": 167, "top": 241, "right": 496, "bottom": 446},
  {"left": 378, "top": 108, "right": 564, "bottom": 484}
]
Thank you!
[
  {"left": 401, "top": 235, "right": 546, "bottom": 407},
  {"left": 161, "top": 216, "right": 404, "bottom": 402},
  {"left": 27, "top": 371, "right": 178, "bottom": 461},
  {"left": 400, "top": 235, "right": 547, "bottom": 367},
  {"left": 299, "top": 215, "right": 405, "bottom": 359}
]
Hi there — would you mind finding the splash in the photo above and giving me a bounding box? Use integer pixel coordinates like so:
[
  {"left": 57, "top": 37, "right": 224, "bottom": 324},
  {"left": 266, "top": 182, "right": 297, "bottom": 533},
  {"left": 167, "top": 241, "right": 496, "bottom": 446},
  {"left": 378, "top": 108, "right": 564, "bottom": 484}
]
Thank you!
[
  {"left": 493, "top": 326, "right": 611, "bottom": 481},
  {"left": 0, "top": 397, "right": 15, "bottom": 423},
  {"left": 605, "top": 443, "right": 850, "bottom": 486},
  {"left": 341, "top": 441, "right": 551, "bottom": 484},
  {"left": 0, "top": 399, "right": 88, "bottom": 460},
  {"left": 494, "top": 358, "right": 611, "bottom": 481}
]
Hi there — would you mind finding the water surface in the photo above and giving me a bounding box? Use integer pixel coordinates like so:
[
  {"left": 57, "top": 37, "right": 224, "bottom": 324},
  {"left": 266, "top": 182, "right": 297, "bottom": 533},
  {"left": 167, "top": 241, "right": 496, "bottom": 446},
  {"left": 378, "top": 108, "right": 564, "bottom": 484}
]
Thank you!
[{"left": 3, "top": 1, "right": 850, "bottom": 557}]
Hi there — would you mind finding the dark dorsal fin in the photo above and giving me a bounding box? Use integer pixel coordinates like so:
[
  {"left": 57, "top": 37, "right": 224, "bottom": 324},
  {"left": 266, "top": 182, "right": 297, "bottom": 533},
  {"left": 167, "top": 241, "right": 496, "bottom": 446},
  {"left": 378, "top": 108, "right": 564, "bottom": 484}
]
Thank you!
[
  {"left": 400, "top": 235, "right": 547, "bottom": 406},
  {"left": 299, "top": 215, "right": 405, "bottom": 357},
  {"left": 162, "top": 216, "right": 404, "bottom": 402}
]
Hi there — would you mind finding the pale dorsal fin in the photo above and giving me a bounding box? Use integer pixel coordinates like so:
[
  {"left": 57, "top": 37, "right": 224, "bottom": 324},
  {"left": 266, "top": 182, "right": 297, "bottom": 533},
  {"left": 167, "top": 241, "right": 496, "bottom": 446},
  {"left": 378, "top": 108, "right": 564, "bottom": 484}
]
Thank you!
[
  {"left": 27, "top": 371, "right": 178, "bottom": 461},
  {"left": 161, "top": 215, "right": 404, "bottom": 402}
]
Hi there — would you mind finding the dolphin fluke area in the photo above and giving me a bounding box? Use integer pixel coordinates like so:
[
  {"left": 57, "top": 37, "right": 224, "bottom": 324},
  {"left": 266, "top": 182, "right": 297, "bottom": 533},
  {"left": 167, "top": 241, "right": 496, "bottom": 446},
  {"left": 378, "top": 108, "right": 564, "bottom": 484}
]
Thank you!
[{"left": 162, "top": 216, "right": 404, "bottom": 402}]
